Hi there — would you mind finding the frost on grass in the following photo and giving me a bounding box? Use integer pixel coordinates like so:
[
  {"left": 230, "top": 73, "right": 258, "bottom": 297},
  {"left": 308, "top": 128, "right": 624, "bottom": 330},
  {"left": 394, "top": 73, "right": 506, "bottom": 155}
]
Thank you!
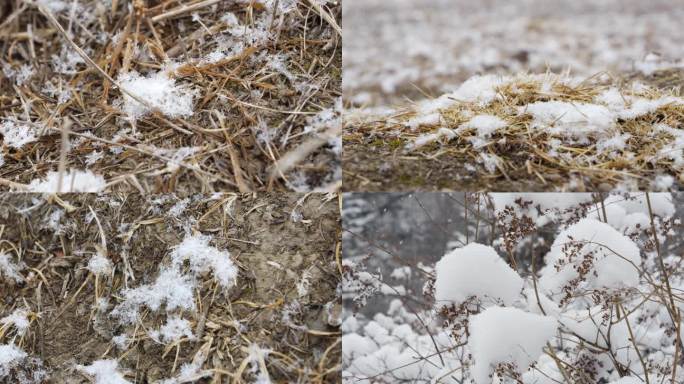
[
  {"left": 244, "top": 343, "right": 273, "bottom": 384},
  {"left": 87, "top": 252, "right": 113, "bottom": 275},
  {"left": 117, "top": 70, "right": 195, "bottom": 120},
  {"left": 0, "top": 344, "right": 26, "bottom": 377},
  {"left": 0, "top": 309, "right": 30, "bottom": 336},
  {"left": 469, "top": 307, "right": 557, "bottom": 384},
  {"left": 75, "top": 359, "right": 131, "bottom": 384},
  {"left": 0, "top": 119, "right": 38, "bottom": 149},
  {"left": 24, "top": 169, "right": 106, "bottom": 193},
  {"left": 0, "top": 253, "right": 25, "bottom": 282},
  {"left": 434, "top": 243, "right": 523, "bottom": 307}
]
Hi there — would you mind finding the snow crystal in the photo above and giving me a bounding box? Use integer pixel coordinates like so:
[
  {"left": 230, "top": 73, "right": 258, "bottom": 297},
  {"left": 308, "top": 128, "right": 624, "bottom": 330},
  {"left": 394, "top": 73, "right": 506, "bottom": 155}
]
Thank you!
[
  {"left": 87, "top": 252, "right": 112, "bottom": 275},
  {"left": 539, "top": 218, "right": 640, "bottom": 301},
  {"left": 0, "top": 253, "right": 25, "bottom": 282},
  {"left": 171, "top": 235, "right": 237, "bottom": 289},
  {"left": 1, "top": 63, "right": 33, "bottom": 86},
  {"left": 524, "top": 101, "right": 616, "bottom": 140},
  {"left": 154, "top": 146, "right": 200, "bottom": 172},
  {"left": 51, "top": 46, "right": 85, "bottom": 75},
  {"left": 168, "top": 198, "right": 190, "bottom": 217},
  {"left": 303, "top": 99, "right": 341, "bottom": 134},
  {"left": 434, "top": 243, "right": 523, "bottom": 307},
  {"left": 117, "top": 70, "right": 195, "bottom": 119},
  {"left": 148, "top": 316, "right": 195, "bottom": 344},
  {"left": 469, "top": 307, "right": 556, "bottom": 384},
  {"left": 26, "top": 169, "right": 106, "bottom": 193},
  {"left": 0, "top": 120, "right": 37, "bottom": 149},
  {"left": 410, "top": 75, "right": 504, "bottom": 116},
  {"left": 111, "top": 267, "right": 195, "bottom": 324},
  {"left": 0, "top": 309, "right": 30, "bottom": 336},
  {"left": 0, "top": 344, "right": 26, "bottom": 378},
  {"left": 76, "top": 359, "right": 131, "bottom": 384},
  {"left": 458, "top": 114, "right": 507, "bottom": 137},
  {"left": 45, "top": 209, "right": 63, "bottom": 232}
]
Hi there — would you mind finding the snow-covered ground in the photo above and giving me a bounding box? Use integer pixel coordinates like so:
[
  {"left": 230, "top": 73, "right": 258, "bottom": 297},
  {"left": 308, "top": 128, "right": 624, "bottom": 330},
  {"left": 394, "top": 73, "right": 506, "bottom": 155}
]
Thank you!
[
  {"left": 344, "top": 0, "right": 684, "bottom": 106},
  {"left": 342, "top": 192, "right": 684, "bottom": 383},
  {"left": 0, "top": 193, "right": 341, "bottom": 383}
]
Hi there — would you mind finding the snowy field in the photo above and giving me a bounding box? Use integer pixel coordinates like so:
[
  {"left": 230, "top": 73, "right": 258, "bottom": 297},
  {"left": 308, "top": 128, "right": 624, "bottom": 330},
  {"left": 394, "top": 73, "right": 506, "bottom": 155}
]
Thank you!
[
  {"left": 343, "top": 192, "right": 684, "bottom": 383},
  {"left": 0, "top": 193, "right": 341, "bottom": 383},
  {"left": 342, "top": 0, "right": 684, "bottom": 191},
  {"left": 344, "top": 0, "right": 684, "bottom": 106}
]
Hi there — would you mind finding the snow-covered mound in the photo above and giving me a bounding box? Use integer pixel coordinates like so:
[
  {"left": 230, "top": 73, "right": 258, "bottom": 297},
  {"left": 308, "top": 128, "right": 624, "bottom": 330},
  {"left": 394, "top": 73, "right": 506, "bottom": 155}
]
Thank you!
[
  {"left": 434, "top": 243, "right": 523, "bottom": 307},
  {"left": 343, "top": 192, "right": 684, "bottom": 383},
  {"left": 539, "top": 218, "right": 641, "bottom": 301},
  {"left": 469, "top": 307, "right": 557, "bottom": 384}
]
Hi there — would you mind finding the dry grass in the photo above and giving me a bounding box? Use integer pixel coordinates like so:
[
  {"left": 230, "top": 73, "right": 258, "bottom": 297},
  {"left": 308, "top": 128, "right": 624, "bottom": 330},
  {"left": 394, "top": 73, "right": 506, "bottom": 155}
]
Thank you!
[
  {"left": 0, "top": 192, "right": 341, "bottom": 383},
  {"left": 0, "top": 0, "right": 341, "bottom": 193},
  {"left": 344, "top": 70, "right": 684, "bottom": 191}
]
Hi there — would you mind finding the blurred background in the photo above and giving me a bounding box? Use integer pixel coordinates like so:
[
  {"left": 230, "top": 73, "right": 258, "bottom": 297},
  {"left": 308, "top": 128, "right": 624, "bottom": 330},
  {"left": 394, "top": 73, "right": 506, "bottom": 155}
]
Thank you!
[
  {"left": 343, "top": 0, "right": 684, "bottom": 107},
  {"left": 342, "top": 192, "right": 684, "bottom": 317}
]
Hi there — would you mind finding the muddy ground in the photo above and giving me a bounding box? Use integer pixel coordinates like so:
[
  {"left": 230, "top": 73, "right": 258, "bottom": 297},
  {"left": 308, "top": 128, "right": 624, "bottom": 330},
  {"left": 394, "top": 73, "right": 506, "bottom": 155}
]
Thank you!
[{"left": 0, "top": 193, "right": 341, "bottom": 383}]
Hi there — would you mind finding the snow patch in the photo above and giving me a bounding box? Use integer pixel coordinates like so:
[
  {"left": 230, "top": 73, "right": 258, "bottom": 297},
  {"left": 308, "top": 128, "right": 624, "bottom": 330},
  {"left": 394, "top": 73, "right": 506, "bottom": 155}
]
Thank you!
[
  {"left": 148, "top": 316, "right": 195, "bottom": 344},
  {"left": 0, "top": 344, "right": 26, "bottom": 378},
  {"left": 117, "top": 70, "right": 195, "bottom": 119},
  {"left": 75, "top": 359, "right": 131, "bottom": 384},
  {"left": 26, "top": 169, "right": 106, "bottom": 193},
  {"left": 171, "top": 234, "right": 238, "bottom": 289}
]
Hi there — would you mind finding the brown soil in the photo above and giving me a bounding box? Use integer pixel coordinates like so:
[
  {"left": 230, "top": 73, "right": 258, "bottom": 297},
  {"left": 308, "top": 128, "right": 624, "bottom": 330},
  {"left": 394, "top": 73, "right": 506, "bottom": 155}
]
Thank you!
[{"left": 0, "top": 193, "right": 341, "bottom": 383}]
